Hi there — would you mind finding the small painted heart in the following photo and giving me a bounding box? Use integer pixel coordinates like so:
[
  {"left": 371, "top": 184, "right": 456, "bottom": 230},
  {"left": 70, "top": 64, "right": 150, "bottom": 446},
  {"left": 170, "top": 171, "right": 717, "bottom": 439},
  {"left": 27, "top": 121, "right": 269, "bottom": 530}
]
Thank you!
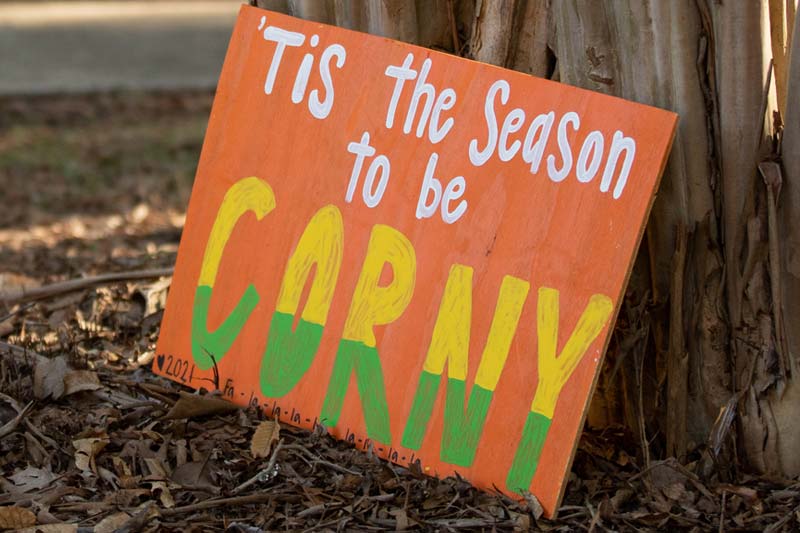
[{"left": 156, "top": 354, "right": 166, "bottom": 371}]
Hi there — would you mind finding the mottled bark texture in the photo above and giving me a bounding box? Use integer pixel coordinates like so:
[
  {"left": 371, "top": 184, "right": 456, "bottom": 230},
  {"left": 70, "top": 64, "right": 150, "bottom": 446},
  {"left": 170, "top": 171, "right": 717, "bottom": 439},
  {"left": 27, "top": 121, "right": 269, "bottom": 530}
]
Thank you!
[{"left": 251, "top": 0, "right": 799, "bottom": 477}]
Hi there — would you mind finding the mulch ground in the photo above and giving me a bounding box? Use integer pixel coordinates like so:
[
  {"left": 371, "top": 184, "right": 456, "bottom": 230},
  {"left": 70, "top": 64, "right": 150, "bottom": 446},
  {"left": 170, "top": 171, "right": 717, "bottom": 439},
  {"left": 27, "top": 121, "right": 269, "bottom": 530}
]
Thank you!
[{"left": 0, "top": 91, "right": 798, "bottom": 532}]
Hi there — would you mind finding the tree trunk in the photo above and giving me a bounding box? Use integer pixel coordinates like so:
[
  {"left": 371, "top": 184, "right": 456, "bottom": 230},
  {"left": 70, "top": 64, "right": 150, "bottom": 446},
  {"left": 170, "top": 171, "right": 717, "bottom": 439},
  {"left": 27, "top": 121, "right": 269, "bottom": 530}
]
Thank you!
[
  {"left": 774, "top": 8, "right": 800, "bottom": 478},
  {"left": 251, "top": 0, "right": 800, "bottom": 478}
]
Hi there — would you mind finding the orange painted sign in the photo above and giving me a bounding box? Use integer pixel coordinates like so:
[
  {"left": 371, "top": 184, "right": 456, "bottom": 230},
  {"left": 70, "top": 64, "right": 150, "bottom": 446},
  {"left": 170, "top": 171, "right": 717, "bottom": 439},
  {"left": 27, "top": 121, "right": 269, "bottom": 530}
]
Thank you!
[{"left": 155, "top": 5, "right": 677, "bottom": 517}]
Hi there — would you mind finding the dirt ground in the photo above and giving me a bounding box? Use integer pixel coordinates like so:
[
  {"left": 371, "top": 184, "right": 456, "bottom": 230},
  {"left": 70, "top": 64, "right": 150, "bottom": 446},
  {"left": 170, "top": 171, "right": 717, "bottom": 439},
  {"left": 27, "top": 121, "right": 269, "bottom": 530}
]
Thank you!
[{"left": 1, "top": 92, "right": 798, "bottom": 532}]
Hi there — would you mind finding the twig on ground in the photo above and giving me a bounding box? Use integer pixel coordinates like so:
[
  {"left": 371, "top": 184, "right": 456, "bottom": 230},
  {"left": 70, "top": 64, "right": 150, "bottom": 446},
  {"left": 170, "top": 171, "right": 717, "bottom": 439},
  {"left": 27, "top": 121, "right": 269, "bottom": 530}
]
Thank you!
[
  {"left": 764, "top": 502, "right": 800, "bottom": 533},
  {"left": 0, "top": 267, "right": 173, "bottom": 306},
  {"left": 312, "top": 459, "right": 361, "bottom": 476},
  {"left": 587, "top": 500, "right": 602, "bottom": 533},
  {"left": 0, "top": 302, "right": 35, "bottom": 323},
  {"left": 231, "top": 439, "right": 284, "bottom": 494},
  {"left": 115, "top": 501, "right": 158, "bottom": 533},
  {"left": 23, "top": 415, "right": 60, "bottom": 451},
  {"left": 0, "top": 393, "right": 33, "bottom": 439},
  {"left": 161, "top": 493, "right": 274, "bottom": 517},
  {"left": 282, "top": 443, "right": 361, "bottom": 476},
  {"left": 136, "top": 383, "right": 178, "bottom": 406},
  {"left": 0, "top": 340, "right": 46, "bottom": 364}
]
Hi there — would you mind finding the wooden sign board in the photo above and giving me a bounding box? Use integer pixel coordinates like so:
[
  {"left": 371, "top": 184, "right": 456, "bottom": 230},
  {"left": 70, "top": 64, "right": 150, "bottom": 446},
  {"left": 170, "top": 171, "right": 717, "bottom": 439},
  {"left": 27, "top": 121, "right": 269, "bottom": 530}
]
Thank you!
[{"left": 155, "top": 5, "right": 677, "bottom": 517}]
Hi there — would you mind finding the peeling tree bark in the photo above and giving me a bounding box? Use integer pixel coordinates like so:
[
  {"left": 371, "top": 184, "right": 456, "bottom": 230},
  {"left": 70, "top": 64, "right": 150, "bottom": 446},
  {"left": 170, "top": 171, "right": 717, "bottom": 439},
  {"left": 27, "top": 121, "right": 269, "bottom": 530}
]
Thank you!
[
  {"left": 551, "top": 1, "right": 730, "bottom": 458},
  {"left": 414, "top": 0, "right": 453, "bottom": 51},
  {"left": 667, "top": 225, "right": 689, "bottom": 458},
  {"left": 365, "top": 0, "right": 419, "bottom": 44},
  {"left": 711, "top": 0, "right": 784, "bottom": 476},
  {"left": 768, "top": 0, "right": 793, "bottom": 115},
  {"left": 468, "top": 0, "right": 516, "bottom": 66},
  {"left": 288, "top": 0, "right": 335, "bottom": 23},
  {"left": 508, "top": 0, "right": 551, "bottom": 77},
  {"left": 332, "top": 1, "right": 365, "bottom": 32},
  {"left": 773, "top": 8, "right": 800, "bottom": 478}
]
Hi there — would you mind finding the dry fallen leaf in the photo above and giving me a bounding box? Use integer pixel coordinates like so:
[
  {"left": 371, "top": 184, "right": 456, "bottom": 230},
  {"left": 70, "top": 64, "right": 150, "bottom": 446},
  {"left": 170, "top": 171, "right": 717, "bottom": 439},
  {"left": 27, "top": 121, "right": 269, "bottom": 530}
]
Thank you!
[
  {"left": 104, "top": 489, "right": 150, "bottom": 508},
  {"left": 73, "top": 437, "right": 109, "bottom": 474},
  {"left": 5, "top": 466, "right": 57, "bottom": 493},
  {"left": 13, "top": 525, "right": 77, "bottom": 533},
  {"left": 33, "top": 357, "right": 101, "bottom": 400},
  {"left": 175, "top": 439, "right": 188, "bottom": 467},
  {"left": 136, "top": 276, "right": 171, "bottom": 316},
  {"left": 163, "top": 391, "right": 239, "bottom": 420},
  {"left": 93, "top": 512, "right": 131, "bottom": 533},
  {"left": 719, "top": 484, "right": 760, "bottom": 504},
  {"left": 663, "top": 481, "right": 688, "bottom": 502},
  {"left": 113, "top": 502, "right": 159, "bottom": 532},
  {"left": 171, "top": 453, "right": 217, "bottom": 492},
  {"left": 63, "top": 370, "right": 102, "bottom": 395},
  {"left": 144, "top": 457, "right": 170, "bottom": 479},
  {"left": 511, "top": 511, "right": 531, "bottom": 530},
  {"left": 111, "top": 456, "right": 139, "bottom": 489},
  {"left": 389, "top": 508, "right": 409, "bottom": 531},
  {"left": 610, "top": 488, "right": 634, "bottom": 512},
  {"left": 0, "top": 505, "right": 36, "bottom": 529},
  {"left": 33, "top": 357, "right": 68, "bottom": 400},
  {"left": 150, "top": 480, "right": 176, "bottom": 508},
  {"left": 250, "top": 419, "right": 281, "bottom": 459},
  {"left": 522, "top": 490, "right": 544, "bottom": 520}
]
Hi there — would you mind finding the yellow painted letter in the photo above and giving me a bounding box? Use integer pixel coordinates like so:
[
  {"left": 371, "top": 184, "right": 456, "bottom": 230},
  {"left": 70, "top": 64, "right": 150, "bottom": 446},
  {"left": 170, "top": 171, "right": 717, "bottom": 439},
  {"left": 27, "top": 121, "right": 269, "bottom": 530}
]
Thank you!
[
  {"left": 192, "top": 177, "right": 276, "bottom": 369},
  {"left": 530, "top": 288, "right": 613, "bottom": 418},
  {"left": 320, "top": 224, "right": 416, "bottom": 444},
  {"left": 341, "top": 224, "right": 417, "bottom": 346},
  {"left": 402, "top": 266, "right": 529, "bottom": 466},
  {"left": 260, "top": 205, "right": 344, "bottom": 396}
]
